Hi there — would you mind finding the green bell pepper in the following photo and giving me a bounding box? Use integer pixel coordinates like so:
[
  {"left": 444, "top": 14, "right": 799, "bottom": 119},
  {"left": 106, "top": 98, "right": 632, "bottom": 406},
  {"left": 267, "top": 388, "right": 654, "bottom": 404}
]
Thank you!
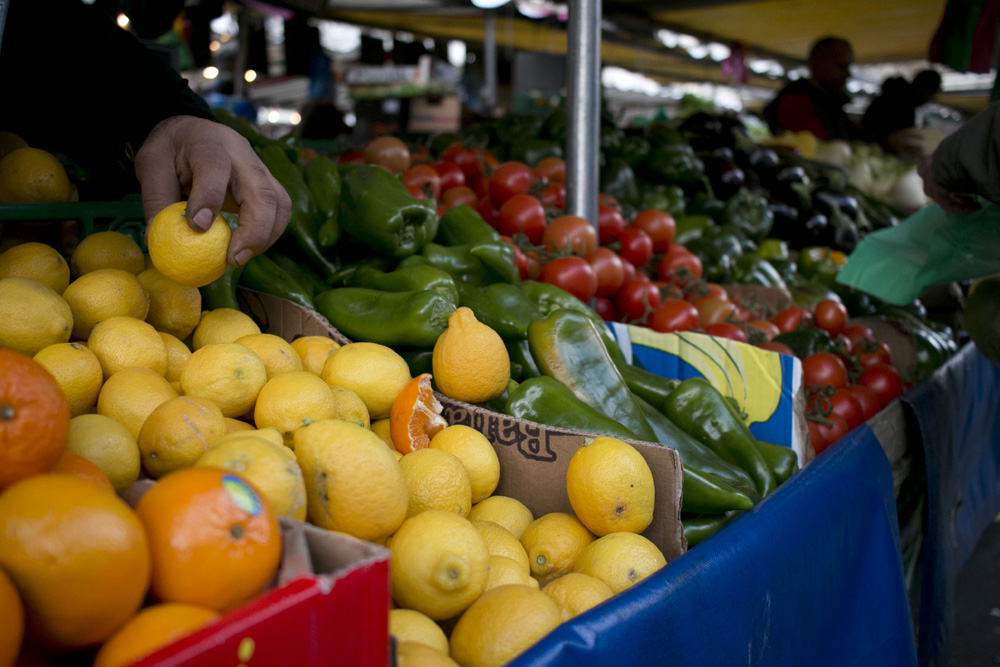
[
  {"left": 756, "top": 238, "right": 790, "bottom": 261},
  {"left": 518, "top": 280, "right": 626, "bottom": 365},
  {"left": 614, "top": 361, "right": 681, "bottom": 409},
  {"left": 723, "top": 188, "right": 774, "bottom": 243},
  {"left": 239, "top": 253, "right": 314, "bottom": 310},
  {"left": 506, "top": 338, "right": 541, "bottom": 380},
  {"left": 638, "top": 184, "right": 685, "bottom": 218},
  {"left": 507, "top": 138, "right": 563, "bottom": 166},
  {"left": 756, "top": 440, "right": 800, "bottom": 486},
  {"left": 397, "top": 347, "right": 434, "bottom": 378},
  {"left": 683, "top": 511, "right": 742, "bottom": 548},
  {"left": 643, "top": 145, "right": 705, "bottom": 186},
  {"left": 437, "top": 205, "right": 502, "bottom": 246},
  {"left": 347, "top": 264, "right": 459, "bottom": 306},
  {"left": 599, "top": 157, "right": 640, "bottom": 205},
  {"left": 732, "top": 255, "right": 788, "bottom": 289},
  {"left": 199, "top": 264, "right": 244, "bottom": 311},
  {"left": 338, "top": 165, "right": 438, "bottom": 258},
  {"left": 771, "top": 328, "right": 835, "bottom": 359},
  {"left": 528, "top": 309, "right": 657, "bottom": 443},
  {"left": 798, "top": 246, "right": 847, "bottom": 288},
  {"left": 314, "top": 287, "right": 456, "bottom": 348},
  {"left": 673, "top": 214, "right": 713, "bottom": 245},
  {"left": 503, "top": 377, "right": 640, "bottom": 441},
  {"left": 268, "top": 251, "right": 328, "bottom": 299},
  {"left": 663, "top": 377, "right": 777, "bottom": 497},
  {"left": 303, "top": 156, "right": 342, "bottom": 248},
  {"left": 457, "top": 282, "right": 529, "bottom": 340}
]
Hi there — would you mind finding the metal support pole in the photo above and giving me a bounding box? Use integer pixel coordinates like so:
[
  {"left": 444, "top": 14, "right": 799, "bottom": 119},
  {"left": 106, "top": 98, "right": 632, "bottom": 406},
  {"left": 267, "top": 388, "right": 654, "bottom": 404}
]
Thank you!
[
  {"left": 233, "top": 8, "right": 251, "bottom": 99},
  {"left": 482, "top": 10, "right": 498, "bottom": 113},
  {"left": 566, "top": 0, "right": 601, "bottom": 228}
]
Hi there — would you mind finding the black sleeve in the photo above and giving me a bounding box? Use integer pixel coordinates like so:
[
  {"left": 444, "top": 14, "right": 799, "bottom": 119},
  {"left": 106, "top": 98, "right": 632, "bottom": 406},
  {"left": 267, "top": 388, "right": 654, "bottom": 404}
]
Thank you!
[
  {"left": 0, "top": 0, "right": 214, "bottom": 196},
  {"left": 931, "top": 102, "right": 1000, "bottom": 205}
]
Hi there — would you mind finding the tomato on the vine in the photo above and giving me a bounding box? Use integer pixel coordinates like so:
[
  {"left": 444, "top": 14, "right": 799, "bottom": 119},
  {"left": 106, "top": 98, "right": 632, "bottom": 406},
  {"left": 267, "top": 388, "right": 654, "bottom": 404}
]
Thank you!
[
  {"left": 441, "top": 143, "right": 496, "bottom": 183},
  {"left": 538, "top": 256, "right": 597, "bottom": 303},
  {"left": 592, "top": 296, "right": 619, "bottom": 322},
  {"left": 617, "top": 228, "right": 654, "bottom": 270},
  {"left": 824, "top": 387, "right": 864, "bottom": 430},
  {"left": 586, "top": 247, "right": 626, "bottom": 298},
  {"left": 704, "top": 322, "right": 749, "bottom": 343},
  {"left": 500, "top": 235, "right": 529, "bottom": 281},
  {"left": 598, "top": 204, "right": 627, "bottom": 245},
  {"left": 363, "top": 136, "right": 411, "bottom": 173},
  {"left": 771, "top": 306, "right": 812, "bottom": 334},
  {"left": 843, "top": 324, "right": 875, "bottom": 350},
  {"left": 402, "top": 164, "right": 441, "bottom": 200},
  {"left": 620, "top": 258, "right": 637, "bottom": 284},
  {"left": 846, "top": 384, "right": 881, "bottom": 421},
  {"left": 534, "top": 157, "right": 566, "bottom": 183},
  {"left": 858, "top": 340, "right": 893, "bottom": 369},
  {"left": 813, "top": 299, "right": 848, "bottom": 337},
  {"left": 748, "top": 319, "right": 781, "bottom": 341},
  {"left": 696, "top": 298, "right": 739, "bottom": 329},
  {"left": 809, "top": 412, "right": 850, "bottom": 455},
  {"left": 656, "top": 245, "right": 702, "bottom": 287},
  {"left": 432, "top": 161, "right": 465, "bottom": 193},
  {"left": 543, "top": 215, "right": 598, "bottom": 257},
  {"left": 473, "top": 195, "right": 501, "bottom": 227},
  {"left": 802, "top": 352, "right": 849, "bottom": 388},
  {"left": 650, "top": 299, "right": 700, "bottom": 333},
  {"left": 440, "top": 185, "right": 478, "bottom": 209},
  {"left": 488, "top": 161, "right": 536, "bottom": 208},
  {"left": 497, "top": 194, "right": 546, "bottom": 245},
  {"left": 756, "top": 341, "right": 796, "bottom": 356},
  {"left": 615, "top": 280, "right": 662, "bottom": 323},
  {"left": 541, "top": 182, "right": 566, "bottom": 210},
  {"left": 857, "top": 364, "right": 905, "bottom": 408},
  {"left": 630, "top": 210, "right": 676, "bottom": 253}
]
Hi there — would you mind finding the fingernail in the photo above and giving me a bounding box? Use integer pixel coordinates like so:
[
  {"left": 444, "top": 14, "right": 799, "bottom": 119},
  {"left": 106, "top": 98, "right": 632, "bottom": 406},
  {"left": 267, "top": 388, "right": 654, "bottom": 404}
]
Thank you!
[
  {"left": 192, "top": 208, "right": 214, "bottom": 230},
  {"left": 234, "top": 249, "right": 253, "bottom": 266}
]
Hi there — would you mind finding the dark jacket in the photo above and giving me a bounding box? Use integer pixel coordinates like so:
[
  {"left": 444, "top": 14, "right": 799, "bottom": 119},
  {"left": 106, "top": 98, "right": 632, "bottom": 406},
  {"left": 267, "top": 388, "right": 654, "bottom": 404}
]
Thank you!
[
  {"left": 931, "top": 102, "right": 1000, "bottom": 205},
  {"left": 763, "top": 79, "right": 863, "bottom": 141},
  {"left": 0, "top": 0, "right": 214, "bottom": 198},
  {"left": 861, "top": 77, "right": 920, "bottom": 150}
]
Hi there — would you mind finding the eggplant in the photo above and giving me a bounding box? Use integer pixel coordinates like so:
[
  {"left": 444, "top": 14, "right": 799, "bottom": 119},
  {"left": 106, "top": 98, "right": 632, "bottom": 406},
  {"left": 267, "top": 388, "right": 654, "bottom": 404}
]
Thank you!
[
  {"left": 813, "top": 190, "right": 861, "bottom": 222},
  {"left": 700, "top": 153, "right": 745, "bottom": 201}
]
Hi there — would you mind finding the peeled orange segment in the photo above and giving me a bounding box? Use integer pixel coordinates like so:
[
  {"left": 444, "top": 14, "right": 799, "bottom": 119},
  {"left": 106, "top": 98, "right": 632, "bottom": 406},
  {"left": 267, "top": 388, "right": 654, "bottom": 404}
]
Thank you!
[{"left": 390, "top": 373, "right": 448, "bottom": 454}]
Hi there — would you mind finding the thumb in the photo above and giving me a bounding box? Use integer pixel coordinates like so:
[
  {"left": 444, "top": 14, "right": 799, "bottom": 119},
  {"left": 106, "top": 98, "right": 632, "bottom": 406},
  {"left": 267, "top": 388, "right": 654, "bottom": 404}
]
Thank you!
[{"left": 135, "top": 153, "right": 183, "bottom": 227}]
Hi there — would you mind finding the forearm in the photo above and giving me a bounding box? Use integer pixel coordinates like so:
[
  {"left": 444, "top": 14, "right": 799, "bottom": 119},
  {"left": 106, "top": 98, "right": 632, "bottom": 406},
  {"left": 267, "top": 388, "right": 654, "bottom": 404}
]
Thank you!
[{"left": 931, "top": 103, "right": 1000, "bottom": 203}]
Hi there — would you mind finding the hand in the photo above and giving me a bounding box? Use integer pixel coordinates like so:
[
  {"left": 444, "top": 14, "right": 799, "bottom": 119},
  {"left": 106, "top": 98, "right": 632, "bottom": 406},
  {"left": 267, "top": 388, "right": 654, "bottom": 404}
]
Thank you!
[
  {"left": 917, "top": 154, "right": 981, "bottom": 215},
  {"left": 134, "top": 115, "right": 291, "bottom": 267}
]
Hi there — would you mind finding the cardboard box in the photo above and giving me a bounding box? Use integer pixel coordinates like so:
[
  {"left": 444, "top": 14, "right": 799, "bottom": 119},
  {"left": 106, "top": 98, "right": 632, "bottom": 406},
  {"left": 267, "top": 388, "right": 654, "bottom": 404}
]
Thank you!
[
  {"left": 239, "top": 289, "right": 686, "bottom": 560},
  {"left": 121, "top": 483, "right": 392, "bottom": 667}
]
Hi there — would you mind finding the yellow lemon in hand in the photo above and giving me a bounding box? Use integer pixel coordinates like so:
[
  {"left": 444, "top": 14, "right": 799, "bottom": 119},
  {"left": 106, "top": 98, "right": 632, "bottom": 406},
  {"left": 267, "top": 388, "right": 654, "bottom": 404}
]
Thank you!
[{"left": 147, "top": 201, "right": 231, "bottom": 288}]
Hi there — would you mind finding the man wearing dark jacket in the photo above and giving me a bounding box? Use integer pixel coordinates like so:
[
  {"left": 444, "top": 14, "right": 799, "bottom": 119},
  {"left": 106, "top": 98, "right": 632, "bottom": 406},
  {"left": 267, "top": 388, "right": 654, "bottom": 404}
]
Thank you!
[
  {"left": 919, "top": 102, "right": 1000, "bottom": 214},
  {"left": 862, "top": 69, "right": 942, "bottom": 155},
  {"left": 763, "top": 36, "right": 864, "bottom": 141}
]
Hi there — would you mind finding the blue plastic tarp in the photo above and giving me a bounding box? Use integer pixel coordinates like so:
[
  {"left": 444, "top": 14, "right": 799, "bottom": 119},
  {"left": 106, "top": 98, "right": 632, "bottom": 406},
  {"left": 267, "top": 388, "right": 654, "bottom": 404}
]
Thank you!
[{"left": 512, "top": 424, "right": 916, "bottom": 667}]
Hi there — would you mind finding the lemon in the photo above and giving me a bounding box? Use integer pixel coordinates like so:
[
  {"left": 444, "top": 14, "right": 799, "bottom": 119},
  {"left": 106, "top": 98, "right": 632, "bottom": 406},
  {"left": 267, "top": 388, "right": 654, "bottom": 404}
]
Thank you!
[
  {"left": 234, "top": 333, "right": 302, "bottom": 380},
  {"left": 291, "top": 335, "right": 340, "bottom": 376},
  {"left": 566, "top": 436, "right": 654, "bottom": 536},
  {"left": 388, "top": 608, "right": 449, "bottom": 654},
  {"left": 70, "top": 231, "right": 145, "bottom": 277},
  {"left": 328, "top": 385, "right": 371, "bottom": 429},
  {"left": 137, "top": 268, "right": 201, "bottom": 340},
  {"left": 468, "top": 495, "right": 534, "bottom": 539},
  {"left": 399, "top": 448, "right": 473, "bottom": 519},
  {"left": 0, "top": 241, "right": 70, "bottom": 293},
  {"left": 519, "top": 512, "right": 596, "bottom": 585},
  {"left": 224, "top": 418, "right": 255, "bottom": 433},
  {"left": 483, "top": 554, "right": 537, "bottom": 594},
  {"left": 0, "top": 131, "right": 28, "bottom": 160},
  {"left": 396, "top": 641, "right": 459, "bottom": 667},
  {"left": 191, "top": 308, "right": 261, "bottom": 350},
  {"left": 389, "top": 510, "right": 489, "bottom": 620},
  {"left": 196, "top": 434, "right": 307, "bottom": 521},
  {"left": 253, "top": 371, "right": 338, "bottom": 446},
  {"left": 429, "top": 425, "right": 499, "bottom": 504},
  {"left": 159, "top": 332, "right": 192, "bottom": 383},
  {"left": 541, "top": 572, "right": 614, "bottom": 621},
  {"left": 66, "top": 414, "right": 142, "bottom": 493},
  {"left": 97, "top": 367, "right": 179, "bottom": 438},
  {"left": 573, "top": 532, "right": 666, "bottom": 594},
  {"left": 179, "top": 343, "right": 267, "bottom": 418},
  {"left": 449, "top": 585, "right": 562, "bottom": 667},
  {"left": 0, "top": 277, "right": 72, "bottom": 355},
  {"left": 432, "top": 307, "right": 509, "bottom": 404},
  {"left": 321, "top": 342, "right": 411, "bottom": 420},
  {"left": 370, "top": 418, "right": 394, "bottom": 449},
  {"left": 147, "top": 202, "right": 231, "bottom": 288},
  {"left": 471, "top": 520, "right": 530, "bottom": 574},
  {"left": 0, "top": 147, "right": 71, "bottom": 203},
  {"left": 88, "top": 315, "right": 169, "bottom": 380},
  {"left": 293, "top": 419, "right": 408, "bottom": 542},
  {"left": 33, "top": 342, "right": 103, "bottom": 417},
  {"left": 249, "top": 427, "right": 285, "bottom": 448},
  {"left": 62, "top": 268, "right": 150, "bottom": 340},
  {"left": 137, "top": 396, "right": 228, "bottom": 478}
]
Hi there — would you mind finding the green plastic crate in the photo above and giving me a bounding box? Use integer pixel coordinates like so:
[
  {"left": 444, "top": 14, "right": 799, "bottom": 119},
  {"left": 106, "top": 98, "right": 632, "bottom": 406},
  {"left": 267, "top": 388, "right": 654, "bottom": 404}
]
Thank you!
[{"left": 0, "top": 194, "right": 147, "bottom": 248}]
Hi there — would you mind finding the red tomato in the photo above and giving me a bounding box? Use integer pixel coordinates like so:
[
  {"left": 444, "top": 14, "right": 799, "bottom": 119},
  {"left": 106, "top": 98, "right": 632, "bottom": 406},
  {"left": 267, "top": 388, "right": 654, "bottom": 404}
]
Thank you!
[
  {"left": 813, "top": 299, "right": 848, "bottom": 337},
  {"left": 433, "top": 161, "right": 466, "bottom": 192},
  {"left": 618, "top": 228, "right": 654, "bottom": 270},
  {"left": 497, "top": 194, "right": 546, "bottom": 245},
  {"left": 704, "top": 322, "right": 749, "bottom": 343},
  {"left": 697, "top": 298, "right": 739, "bottom": 328},
  {"left": 809, "top": 413, "right": 850, "bottom": 455},
  {"left": 689, "top": 282, "right": 729, "bottom": 304},
  {"left": 338, "top": 150, "right": 365, "bottom": 165},
  {"left": 363, "top": 136, "right": 411, "bottom": 173},
  {"left": 473, "top": 195, "right": 501, "bottom": 227},
  {"left": 587, "top": 247, "right": 626, "bottom": 298},
  {"left": 543, "top": 215, "right": 598, "bottom": 257},
  {"left": 756, "top": 341, "right": 796, "bottom": 356},
  {"left": 592, "top": 296, "right": 619, "bottom": 322},
  {"left": 771, "top": 306, "right": 813, "bottom": 334},
  {"left": 826, "top": 387, "right": 864, "bottom": 430},
  {"left": 631, "top": 271, "right": 652, "bottom": 284},
  {"left": 802, "top": 352, "right": 849, "bottom": 388},
  {"left": 599, "top": 193, "right": 620, "bottom": 209},
  {"left": 441, "top": 143, "right": 494, "bottom": 183},
  {"left": 615, "top": 280, "right": 662, "bottom": 323},
  {"left": 857, "top": 364, "right": 905, "bottom": 408},
  {"left": 846, "top": 384, "right": 882, "bottom": 421},
  {"left": 534, "top": 157, "right": 566, "bottom": 183},
  {"left": 541, "top": 182, "right": 566, "bottom": 210},
  {"left": 844, "top": 324, "right": 876, "bottom": 350},
  {"left": 500, "top": 235, "right": 529, "bottom": 281},
  {"left": 630, "top": 210, "right": 677, "bottom": 253},
  {"left": 440, "top": 185, "right": 478, "bottom": 209},
  {"left": 488, "top": 162, "right": 536, "bottom": 208},
  {"left": 620, "top": 258, "right": 637, "bottom": 284},
  {"left": 858, "top": 340, "right": 893, "bottom": 369},
  {"left": 650, "top": 299, "right": 700, "bottom": 333},
  {"left": 598, "top": 205, "right": 627, "bottom": 245},
  {"left": 538, "top": 256, "right": 598, "bottom": 303},
  {"left": 748, "top": 319, "right": 781, "bottom": 341},
  {"left": 656, "top": 245, "right": 703, "bottom": 287},
  {"left": 402, "top": 164, "right": 441, "bottom": 200},
  {"left": 526, "top": 253, "right": 543, "bottom": 280}
]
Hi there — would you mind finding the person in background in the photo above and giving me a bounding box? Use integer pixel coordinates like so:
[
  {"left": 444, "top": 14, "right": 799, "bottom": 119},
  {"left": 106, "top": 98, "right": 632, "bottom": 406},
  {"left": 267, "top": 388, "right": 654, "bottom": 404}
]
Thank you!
[
  {"left": 862, "top": 69, "right": 943, "bottom": 157},
  {"left": 763, "top": 36, "right": 865, "bottom": 141},
  {"left": 0, "top": 0, "right": 290, "bottom": 268},
  {"left": 917, "top": 102, "right": 1000, "bottom": 215}
]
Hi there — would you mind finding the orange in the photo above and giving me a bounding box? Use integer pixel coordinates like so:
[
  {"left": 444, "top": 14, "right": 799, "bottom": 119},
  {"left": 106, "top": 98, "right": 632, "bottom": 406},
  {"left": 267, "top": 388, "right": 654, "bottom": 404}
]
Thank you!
[
  {"left": 135, "top": 466, "right": 282, "bottom": 612},
  {"left": 389, "top": 373, "right": 447, "bottom": 454},
  {"left": 0, "top": 350, "right": 70, "bottom": 491},
  {"left": 0, "top": 567, "right": 23, "bottom": 667},
  {"left": 50, "top": 451, "right": 114, "bottom": 492},
  {"left": 0, "top": 474, "right": 151, "bottom": 649},
  {"left": 93, "top": 602, "right": 220, "bottom": 667}
]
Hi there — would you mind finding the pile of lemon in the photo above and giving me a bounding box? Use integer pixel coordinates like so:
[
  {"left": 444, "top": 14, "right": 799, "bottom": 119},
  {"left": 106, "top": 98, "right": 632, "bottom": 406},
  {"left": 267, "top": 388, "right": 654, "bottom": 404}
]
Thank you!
[{"left": 0, "top": 214, "right": 667, "bottom": 667}]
